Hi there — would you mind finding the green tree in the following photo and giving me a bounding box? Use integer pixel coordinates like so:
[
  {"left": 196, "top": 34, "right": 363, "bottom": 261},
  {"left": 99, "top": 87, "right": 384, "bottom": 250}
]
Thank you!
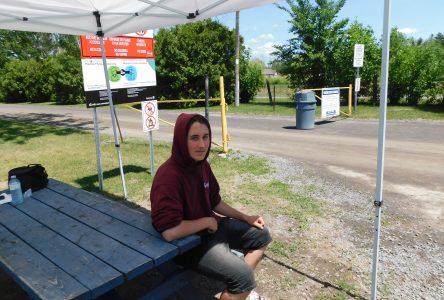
[
  {"left": 0, "top": 59, "right": 55, "bottom": 103},
  {"left": 155, "top": 19, "right": 264, "bottom": 104},
  {"left": 0, "top": 30, "right": 83, "bottom": 103},
  {"left": 50, "top": 53, "right": 84, "bottom": 104},
  {"left": 274, "top": 0, "right": 348, "bottom": 89},
  {"left": 387, "top": 29, "right": 415, "bottom": 104},
  {"left": 240, "top": 59, "right": 265, "bottom": 103},
  {"left": 388, "top": 29, "right": 444, "bottom": 105},
  {"left": 0, "top": 30, "right": 59, "bottom": 67},
  {"left": 434, "top": 32, "right": 444, "bottom": 46},
  {"left": 406, "top": 38, "right": 444, "bottom": 104}
]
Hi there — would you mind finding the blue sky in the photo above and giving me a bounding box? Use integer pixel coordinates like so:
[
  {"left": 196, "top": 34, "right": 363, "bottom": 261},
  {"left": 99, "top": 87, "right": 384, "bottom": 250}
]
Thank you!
[{"left": 214, "top": 0, "right": 444, "bottom": 63}]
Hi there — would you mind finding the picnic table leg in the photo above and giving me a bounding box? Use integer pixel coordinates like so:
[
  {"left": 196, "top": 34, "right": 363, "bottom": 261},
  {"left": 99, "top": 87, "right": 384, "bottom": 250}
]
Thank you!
[{"left": 137, "top": 262, "right": 192, "bottom": 300}]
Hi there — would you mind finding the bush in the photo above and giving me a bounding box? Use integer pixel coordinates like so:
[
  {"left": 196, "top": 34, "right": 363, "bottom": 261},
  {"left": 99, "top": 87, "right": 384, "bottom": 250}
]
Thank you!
[
  {"left": 0, "top": 59, "right": 54, "bottom": 103},
  {"left": 0, "top": 54, "right": 84, "bottom": 104},
  {"left": 51, "top": 53, "right": 84, "bottom": 104},
  {"left": 240, "top": 61, "right": 264, "bottom": 103}
]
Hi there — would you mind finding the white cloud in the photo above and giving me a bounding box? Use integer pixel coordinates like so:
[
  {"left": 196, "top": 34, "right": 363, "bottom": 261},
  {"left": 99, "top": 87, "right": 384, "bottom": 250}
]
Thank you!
[
  {"left": 247, "top": 33, "right": 274, "bottom": 44},
  {"left": 245, "top": 33, "right": 282, "bottom": 62},
  {"left": 258, "top": 33, "right": 274, "bottom": 40},
  {"left": 260, "top": 42, "right": 278, "bottom": 54},
  {"left": 398, "top": 27, "right": 418, "bottom": 35}
]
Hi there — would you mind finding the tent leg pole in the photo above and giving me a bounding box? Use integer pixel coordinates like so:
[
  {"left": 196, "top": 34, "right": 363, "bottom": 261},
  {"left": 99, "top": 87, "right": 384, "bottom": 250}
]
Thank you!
[
  {"left": 371, "top": 0, "right": 391, "bottom": 298},
  {"left": 96, "top": 14, "right": 128, "bottom": 199},
  {"left": 93, "top": 107, "right": 104, "bottom": 191},
  {"left": 371, "top": 205, "right": 382, "bottom": 299}
]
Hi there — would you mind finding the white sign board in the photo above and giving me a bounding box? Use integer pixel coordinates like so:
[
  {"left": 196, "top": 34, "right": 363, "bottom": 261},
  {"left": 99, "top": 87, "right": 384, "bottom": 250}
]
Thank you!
[
  {"left": 82, "top": 58, "right": 156, "bottom": 91},
  {"left": 355, "top": 77, "right": 361, "bottom": 92},
  {"left": 321, "top": 88, "right": 340, "bottom": 118},
  {"left": 142, "top": 100, "right": 159, "bottom": 132},
  {"left": 353, "top": 44, "right": 365, "bottom": 67}
]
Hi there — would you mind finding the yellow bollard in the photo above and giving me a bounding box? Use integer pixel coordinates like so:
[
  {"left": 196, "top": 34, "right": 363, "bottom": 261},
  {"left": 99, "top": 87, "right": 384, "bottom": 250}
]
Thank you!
[{"left": 219, "top": 76, "right": 229, "bottom": 154}]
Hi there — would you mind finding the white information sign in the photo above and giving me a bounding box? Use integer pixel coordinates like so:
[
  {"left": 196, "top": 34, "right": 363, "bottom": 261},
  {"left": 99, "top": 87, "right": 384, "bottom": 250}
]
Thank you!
[
  {"left": 82, "top": 58, "right": 156, "bottom": 91},
  {"left": 321, "top": 87, "right": 340, "bottom": 118},
  {"left": 353, "top": 44, "right": 365, "bottom": 67},
  {"left": 142, "top": 100, "right": 159, "bottom": 132},
  {"left": 355, "top": 77, "right": 361, "bottom": 92}
]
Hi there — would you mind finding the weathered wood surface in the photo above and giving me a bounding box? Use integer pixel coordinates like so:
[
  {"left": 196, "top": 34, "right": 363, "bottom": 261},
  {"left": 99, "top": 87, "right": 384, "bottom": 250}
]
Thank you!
[{"left": 0, "top": 179, "right": 200, "bottom": 300}]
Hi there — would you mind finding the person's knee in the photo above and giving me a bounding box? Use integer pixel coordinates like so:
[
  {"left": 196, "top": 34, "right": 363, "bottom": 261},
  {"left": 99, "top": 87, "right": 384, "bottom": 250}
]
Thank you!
[
  {"left": 227, "top": 264, "right": 256, "bottom": 294},
  {"left": 259, "top": 227, "right": 272, "bottom": 248}
]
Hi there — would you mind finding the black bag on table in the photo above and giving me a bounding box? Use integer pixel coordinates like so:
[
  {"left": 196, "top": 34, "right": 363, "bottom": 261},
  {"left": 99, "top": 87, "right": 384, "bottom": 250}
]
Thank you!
[{"left": 8, "top": 164, "right": 48, "bottom": 192}]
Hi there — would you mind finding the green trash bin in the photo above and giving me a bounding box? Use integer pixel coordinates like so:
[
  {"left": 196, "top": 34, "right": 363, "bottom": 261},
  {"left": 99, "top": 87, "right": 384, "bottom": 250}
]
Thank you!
[{"left": 295, "top": 91, "right": 316, "bottom": 129}]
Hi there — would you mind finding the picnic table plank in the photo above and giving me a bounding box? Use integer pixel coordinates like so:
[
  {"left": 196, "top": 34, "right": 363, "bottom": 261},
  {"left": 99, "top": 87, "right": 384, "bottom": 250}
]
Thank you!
[
  {"left": 47, "top": 179, "right": 201, "bottom": 254},
  {"left": 33, "top": 187, "right": 179, "bottom": 266},
  {"left": 0, "top": 204, "right": 123, "bottom": 299},
  {"left": 17, "top": 197, "right": 154, "bottom": 280},
  {"left": 0, "top": 223, "right": 90, "bottom": 300}
]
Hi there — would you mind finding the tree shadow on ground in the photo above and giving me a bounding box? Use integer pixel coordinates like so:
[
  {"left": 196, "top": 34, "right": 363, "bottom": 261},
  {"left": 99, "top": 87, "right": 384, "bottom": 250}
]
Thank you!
[
  {"left": 414, "top": 104, "right": 444, "bottom": 115},
  {"left": 0, "top": 115, "right": 93, "bottom": 144}
]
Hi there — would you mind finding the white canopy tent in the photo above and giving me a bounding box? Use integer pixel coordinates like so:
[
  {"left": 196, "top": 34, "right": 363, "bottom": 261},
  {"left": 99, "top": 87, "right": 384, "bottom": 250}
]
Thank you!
[
  {"left": 0, "top": 0, "right": 393, "bottom": 298},
  {"left": 0, "top": 0, "right": 277, "bottom": 37}
]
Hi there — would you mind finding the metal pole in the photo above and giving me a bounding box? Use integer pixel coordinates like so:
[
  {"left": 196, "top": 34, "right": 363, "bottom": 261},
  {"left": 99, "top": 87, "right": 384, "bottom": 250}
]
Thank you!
[
  {"left": 354, "top": 67, "right": 360, "bottom": 112},
  {"left": 149, "top": 130, "right": 155, "bottom": 175},
  {"left": 273, "top": 85, "right": 275, "bottom": 112},
  {"left": 205, "top": 75, "right": 210, "bottom": 120},
  {"left": 371, "top": 0, "right": 391, "bottom": 299},
  {"left": 92, "top": 107, "right": 104, "bottom": 190},
  {"left": 113, "top": 106, "right": 124, "bottom": 143},
  {"left": 234, "top": 11, "right": 240, "bottom": 107},
  {"left": 95, "top": 11, "right": 128, "bottom": 199}
]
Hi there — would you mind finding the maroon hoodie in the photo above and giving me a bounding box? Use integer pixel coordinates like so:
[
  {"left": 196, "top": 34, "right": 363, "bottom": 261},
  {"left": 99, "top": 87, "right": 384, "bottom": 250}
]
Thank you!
[{"left": 150, "top": 113, "right": 221, "bottom": 233}]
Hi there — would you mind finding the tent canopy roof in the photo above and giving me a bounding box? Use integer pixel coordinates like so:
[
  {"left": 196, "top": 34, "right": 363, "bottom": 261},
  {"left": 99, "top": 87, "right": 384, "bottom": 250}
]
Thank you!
[{"left": 0, "top": 0, "right": 277, "bottom": 36}]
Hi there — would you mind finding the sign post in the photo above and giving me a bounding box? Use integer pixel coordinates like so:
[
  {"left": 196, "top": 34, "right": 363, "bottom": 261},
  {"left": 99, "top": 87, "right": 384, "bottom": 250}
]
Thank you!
[
  {"left": 353, "top": 44, "right": 365, "bottom": 112},
  {"left": 142, "top": 100, "right": 159, "bottom": 175}
]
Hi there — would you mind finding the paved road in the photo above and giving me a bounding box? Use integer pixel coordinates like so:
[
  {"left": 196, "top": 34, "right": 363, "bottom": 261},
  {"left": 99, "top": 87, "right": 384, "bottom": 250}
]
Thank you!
[{"left": 1, "top": 103, "right": 443, "bottom": 228}]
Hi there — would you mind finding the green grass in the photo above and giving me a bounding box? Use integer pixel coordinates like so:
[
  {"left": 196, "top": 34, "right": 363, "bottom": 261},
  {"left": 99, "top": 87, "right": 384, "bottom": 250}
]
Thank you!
[
  {"left": 268, "top": 240, "right": 299, "bottom": 258},
  {"left": 0, "top": 119, "right": 167, "bottom": 206},
  {"left": 0, "top": 119, "right": 322, "bottom": 223},
  {"left": 351, "top": 103, "right": 444, "bottom": 120}
]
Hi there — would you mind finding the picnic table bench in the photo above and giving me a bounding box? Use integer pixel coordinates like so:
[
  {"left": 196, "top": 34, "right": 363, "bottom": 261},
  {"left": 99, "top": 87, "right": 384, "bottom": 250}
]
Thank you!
[{"left": 0, "top": 179, "right": 200, "bottom": 300}]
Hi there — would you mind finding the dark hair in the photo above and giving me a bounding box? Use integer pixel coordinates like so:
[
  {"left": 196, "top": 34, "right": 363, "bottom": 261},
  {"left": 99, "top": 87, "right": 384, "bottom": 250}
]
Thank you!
[{"left": 187, "top": 115, "right": 211, "bottom": 138}]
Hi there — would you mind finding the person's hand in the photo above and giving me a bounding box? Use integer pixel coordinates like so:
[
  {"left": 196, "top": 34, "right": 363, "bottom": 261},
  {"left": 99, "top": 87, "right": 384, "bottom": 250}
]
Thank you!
[
  {"left": 205, "top": 217, "right": 218, "bottom": 233},
  {"left": 245, "top": 215, "right": 266, "bottom": 229}
]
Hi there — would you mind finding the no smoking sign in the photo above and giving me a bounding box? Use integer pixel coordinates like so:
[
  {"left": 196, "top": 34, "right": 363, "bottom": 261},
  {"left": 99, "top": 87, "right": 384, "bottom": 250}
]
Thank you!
[{"left": 142, "top": 100, "right": 159, "bottom": 131}]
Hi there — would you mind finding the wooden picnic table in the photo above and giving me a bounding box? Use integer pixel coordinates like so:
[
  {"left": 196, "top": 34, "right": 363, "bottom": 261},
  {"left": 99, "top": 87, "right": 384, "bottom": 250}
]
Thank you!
[{"left": 0, "top": 179, "right": 200, "bottom": 300}]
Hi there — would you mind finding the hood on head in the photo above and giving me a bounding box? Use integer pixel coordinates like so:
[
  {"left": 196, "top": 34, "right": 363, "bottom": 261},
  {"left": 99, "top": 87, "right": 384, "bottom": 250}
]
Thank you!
[{"left": 171, "top": 113, "right": 212, "bottom": 167}]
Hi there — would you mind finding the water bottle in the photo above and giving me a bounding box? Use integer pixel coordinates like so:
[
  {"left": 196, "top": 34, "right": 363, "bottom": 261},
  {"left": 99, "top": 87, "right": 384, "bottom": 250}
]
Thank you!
[{"left": 9, "top": 175, "right": 24, "bottom": 205}]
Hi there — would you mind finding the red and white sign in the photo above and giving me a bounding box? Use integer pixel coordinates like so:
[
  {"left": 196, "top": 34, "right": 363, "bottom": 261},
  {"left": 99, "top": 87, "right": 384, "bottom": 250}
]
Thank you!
[
  {"left": 123, "top": 31, "right": 154, "bottom": 38},
  {"left": 142, "top": 100, "right": 159, "bottom": 131},
  {"left": 80, "top": 35, "right": 154, "bottom": 58}
]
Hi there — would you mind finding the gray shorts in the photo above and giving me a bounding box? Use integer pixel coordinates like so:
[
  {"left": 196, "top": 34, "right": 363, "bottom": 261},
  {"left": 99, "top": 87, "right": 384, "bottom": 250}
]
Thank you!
[{"left": 177, "top": 217, "right": 272, "bottom": 294}]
